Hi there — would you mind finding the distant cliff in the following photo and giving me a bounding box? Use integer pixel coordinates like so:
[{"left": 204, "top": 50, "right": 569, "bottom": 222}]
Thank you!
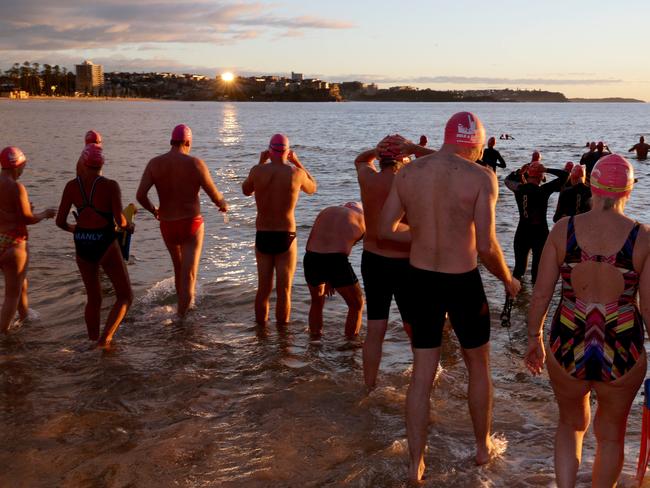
[
  {"left": 569, "top": 97, "right": 645, "bottom": 103},
  {"left": 349, "top": 88, "right": 568, "bottom": 103}
]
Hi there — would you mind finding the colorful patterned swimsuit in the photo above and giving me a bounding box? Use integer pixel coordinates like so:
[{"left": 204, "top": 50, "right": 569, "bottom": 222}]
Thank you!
[
  {"left": 0, "top": 226, "right": 28, "bottom": 257},
  {"left": 550, "top": 216, "right": 644, "bottom": 381}
]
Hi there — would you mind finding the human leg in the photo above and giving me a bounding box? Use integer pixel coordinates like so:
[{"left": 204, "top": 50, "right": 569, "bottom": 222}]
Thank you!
[
  {"left": 530, "top": 227, "right": 549, "bottom": 284},
  {"left": 274, "top": 239, "right": 297, "bottom": 325},
  {"left": 177, "top": 223, "right": 204, "bottom": 317},
  {"left": 406, "top": 347, "right": 441, "bottom": 481},
  {"left": 0, "top": 244, "right": 27, "bottom": 333},
  {"left": 307, "top": 283, "right": 326, "bottom": 338},
  {"left": 18, "top": 277, "right": 28, "bottom": 320},
  {"left": 363, "top": 319, "right": 388, "bottom": 389},
  {"left": 335, "top": 282, "right": 364, "bottom": 339},
  {"left": 98, "top": 242, "right": 133, "bottom": 347},
  {"left": 76, "top": 255, "right": 102, "bottom": 341},
  {"left": 547, "top": 351, "right": 592, "bottom": 488},
  {"left": 254, "top": 250, "right": 275, "bottom": 325},
  {"left": 591, "top": 355, "right": 646, "bottom": 487},
  {"left": 513, "top": 226, "right": 530, "bottom": 280},
  {"left": 461, "top": 343, "right": 494, "bottom": 465}
]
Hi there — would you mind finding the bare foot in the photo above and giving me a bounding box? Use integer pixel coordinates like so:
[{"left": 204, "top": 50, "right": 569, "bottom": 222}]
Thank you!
[
  {"left": 408, "top": 457, "right": 426, "bottom": 482},
  {"left": 475, "top": 438, "right": 495, "bottom": 465}
]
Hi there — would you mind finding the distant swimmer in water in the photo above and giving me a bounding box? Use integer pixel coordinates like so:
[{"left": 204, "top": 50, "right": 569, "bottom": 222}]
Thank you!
[
  {"left": 505, "top": 152, "right": 569, "bottom": 284},
  {"left": 525, "top": 154, "right": 650, "bottom": 488},
  {"left": 379, "top": 112, "right": 520, "bottom": 479},
  {"left": 478, "top": 136, "right": 506, "bottom": 173},
  {"left": 629, "top": 135, "right": 650, "bottom": 160},
  {"left": 303, "top": 202, "right": 365, "bottom": 339},
  {"left": 136, "top": 124, "right": 228, "bottom": 317},
  {"left": 56, "top": 144, "right": 132, "bottom": 347},
  {"left": 242, "top": 134, "right": 317, "bottom": 326},
  {"left": 499, "top": 133, "right": 515, "bottom": 140},
  {"left": 0, "top": 147, "right": 56, "bottom": 334},
  {"left": 355, "top": 134, "right": 433, "bottom": 389}
]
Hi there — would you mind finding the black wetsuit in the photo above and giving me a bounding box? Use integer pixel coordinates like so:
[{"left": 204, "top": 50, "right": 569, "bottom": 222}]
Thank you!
[
  {"left": 479, "top": 147, "right": 506, "bottom": 172},
  {"left": 581, "top": 150, "right": 608, "bottom": 178},
  {"left": 552, "top": 183, "right": 592, "bottom": 223},
  {"left": 505, "top": 168, "right": 568, "bottom": 283}
]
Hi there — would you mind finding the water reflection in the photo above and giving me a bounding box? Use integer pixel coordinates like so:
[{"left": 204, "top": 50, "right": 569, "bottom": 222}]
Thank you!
[{"left": 218, "top": 103, "right": 241, "bottom": 147}]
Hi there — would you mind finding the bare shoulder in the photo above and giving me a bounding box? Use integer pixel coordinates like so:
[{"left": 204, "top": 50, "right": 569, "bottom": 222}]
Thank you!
[{"left": 549, "top": 216, "right": 569, "bottom": 242}]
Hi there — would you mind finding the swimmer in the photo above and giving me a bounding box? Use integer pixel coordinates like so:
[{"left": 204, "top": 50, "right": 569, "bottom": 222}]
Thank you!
[
  {"left": 303, "top": 202, "right": 365, "bottom": 339},
  {"left": 136, "top": 124, "right": 228, "bottom": 317},
  {"left": 505, "top": 152, "right": 569, "bottom": 283},
  {"left": 355, "top": 134, "right": 431, "bottom": 389},
  {"left": 552, "top": 163, "right": 591, "bottom": 222},
  {"left": 480, "top": 137, "right": 507, "bottom": 173},
  {"left": 379, "top": 112, "right": 520, "bottom": 479},
  {"left": 57, "top": 144, "right": 133, "bottom": 347},
  {"left": 242, "top": 134, "right": 316, "bottom": 325},
  {"left": 0, "top": 147, "right": 56, "bottom": 333},
  {"left": 629, "top": 136, "right": 650, "bottom": 160},
  {"left": 76, "top": 130, "right": 102, "bottom": 175}
]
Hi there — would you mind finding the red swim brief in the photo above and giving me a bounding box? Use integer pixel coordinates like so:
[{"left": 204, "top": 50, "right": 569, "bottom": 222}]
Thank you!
[{"left": 160, "top": 215, "right": 204, "bottom": 246}]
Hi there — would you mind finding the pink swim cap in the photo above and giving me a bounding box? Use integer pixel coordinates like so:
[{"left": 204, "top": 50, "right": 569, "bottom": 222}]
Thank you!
[
  {"left": 487, "top": 137, "right": 496, "bottom": 148},
  {"left": 377, "top": 134, "right": 407, "bottom": 160},
  {"left": 85, "top": 130, "right": 102, "bottom": 145},
  {"left": 527, "top": 162, "right": 546, "bottom": 178},
  {"left": 269, "top": 134, "right": 289, "bottom": 154},
  {"left": 571, "top": 164, "right": 585, "bottom": 178},
  {"left": 590, "top": 154, "right": 634, "bottom": 198},
  {"left": 343, "top": 201, "right": 363, "bottom": 213},
  {"left": 171, "top": 124, "right": 192, "bottom": 144},
  {"left": 0, "top": 146, "right": 27, "bottom": 169},
  {"left": 443, "top": 112, "right": 485, "bottom": 147},
  {"left": 531, "top": 151, "right": 541, "bottom": 162},
  {"left": 80, "top": 143, "right": 105, "bottom": 168}
]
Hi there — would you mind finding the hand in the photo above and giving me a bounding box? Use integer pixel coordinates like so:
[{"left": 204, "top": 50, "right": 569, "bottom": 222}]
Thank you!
[
  {"left": 324, "top": 283, "right": 336, "bottom": 297},
  {"left": 505, "top": 277, "right": 521, "bottom": 298},
  {"left": 524, "top": 336, "right": 546, "bottom": 375},
  {"left": 125, "top": 222, "right": 135, "bottom": 234},
  {"left": 44, "top": 208, "right": 56, "bottom": 219},
  {"left": 259, "top": 150, "right": 270, "bottom": 165},
  {"left": 288, "top": 150, "right": 302, "bottom": 167},
  {"left": 151, "top": 207, "right": 159, "bottom": 220},
  {"left": 218, "top": 201, "right": 229, "bottom": 213}
]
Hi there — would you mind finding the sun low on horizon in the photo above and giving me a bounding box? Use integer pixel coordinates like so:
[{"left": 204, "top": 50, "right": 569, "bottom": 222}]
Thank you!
[{"left": 221, "top": 72, "right": 235, "bottom": 82}]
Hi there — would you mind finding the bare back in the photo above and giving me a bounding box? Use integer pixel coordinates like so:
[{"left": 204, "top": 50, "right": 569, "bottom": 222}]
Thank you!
[
  {"left": 397, "top": 151, "right": 494, "bottom": 273},
  {"left": 0, "top": 176, "right": 22, "bottom": 233},
  {"left": 145, "top": 151, "right": 204, "bottom": 220},
  {"left": 358, "top": 169, "right": 409, "bottom": 258},
  {"left": 306, "top": 206, "right": 365, "bottom": 254},
  {"left": 249, "top": 162, "right": 306, "bottom": 232}
]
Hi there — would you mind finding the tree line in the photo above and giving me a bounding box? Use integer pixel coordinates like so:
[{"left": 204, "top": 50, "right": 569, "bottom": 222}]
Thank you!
[{"left": 1, "top": 62, "right": 76, "bottom": 96}]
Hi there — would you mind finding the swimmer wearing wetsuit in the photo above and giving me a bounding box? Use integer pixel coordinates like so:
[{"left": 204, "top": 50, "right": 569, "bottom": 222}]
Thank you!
[
  {"left": 355, "top": 134, "right": 434, "bottom": 389},
  {"left": 57, "top": 144, "right": 132, "bottom": 347},
  {"left": 379, "top": 112, "right": 520, "bottom": 480},
  {"left": 478, "top": 137, "right": 506, "bottom": 172},
  {"left": 242, "top": 134, "right": 317, "bottom": 326},
  {"left": 629, "top": 136, "right": 650, "bottom": 160},
  {"left": 552, "top": 164, "right": 591, "bottom": 223},
  {"left": 136, "top": 124, "right": 228, "bottom": 317},
  {"left": 505, "top": 153, "right": 569, "bottom": 283},
  {"left": 0, "top": 147, "right": 56, "bottom": 333},
  {"left": 303, "top": 202, "right": 365, "bottom": 339}
]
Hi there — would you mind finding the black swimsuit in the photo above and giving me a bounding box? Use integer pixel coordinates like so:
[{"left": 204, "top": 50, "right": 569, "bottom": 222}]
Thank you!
[
  {"left": 73, "top": 176, "right": 116, "bottom": 264},
  {"left": 255, "top": 231, "right": 296, "bottom": 255}
]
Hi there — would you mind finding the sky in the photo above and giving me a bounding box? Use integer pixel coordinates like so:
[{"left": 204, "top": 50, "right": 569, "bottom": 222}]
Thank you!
[{"left": 1, "top": 0, "right": 648, "bottom": 100}]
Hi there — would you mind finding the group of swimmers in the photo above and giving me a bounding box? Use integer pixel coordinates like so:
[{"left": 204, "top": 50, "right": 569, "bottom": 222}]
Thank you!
[{"left": 1, "top": 112, "right": 649, "bottom": 485}]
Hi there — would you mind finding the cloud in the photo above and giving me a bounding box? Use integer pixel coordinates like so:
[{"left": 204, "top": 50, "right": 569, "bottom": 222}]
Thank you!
[{"left": 0, "top": 0, "right": 354, "bottom": 51}]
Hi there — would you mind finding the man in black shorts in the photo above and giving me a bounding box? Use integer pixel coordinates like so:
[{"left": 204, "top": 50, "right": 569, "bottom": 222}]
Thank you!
[
  {"left": 303, "top": 202, "right": 365, "bottom": 339},
  {"left": 354, "top": 134, "right": 434, "bottom": 389},
  {"left": 379, "top": 112, "right": 520, "bottom": 480}
]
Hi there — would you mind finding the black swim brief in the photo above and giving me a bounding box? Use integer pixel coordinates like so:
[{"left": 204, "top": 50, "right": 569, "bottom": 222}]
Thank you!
[
  {"left": 407, "top": 266, "right": 490, "bottom": 349},
  {"left": 255, "top": 231, "right": 296, "bottom": 255},
  {"left": 74, "top": 225, "right": 117, "bottom": 264},
  {"left": 360, "top": 250, "right": 410, "bottom": 322},
  {"left": 303, "top": 251, "right": 358, "bottom": 289}
]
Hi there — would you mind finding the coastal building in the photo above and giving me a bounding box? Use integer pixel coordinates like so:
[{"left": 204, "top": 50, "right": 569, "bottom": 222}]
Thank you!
[
  {"left": 75, "top": 60, "right": 104, "bottom": 95},
  {"left": 291, "top": 72, "right": 303, "bottom": 82},
  {"left": 0, "top": 89, "right": 29, "bottom": 99}
]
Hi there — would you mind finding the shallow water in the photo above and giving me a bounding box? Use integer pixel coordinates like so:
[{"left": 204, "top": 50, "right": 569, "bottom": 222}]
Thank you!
[{"left": 1, "top": 100, "right": 650, "bottom": 487}]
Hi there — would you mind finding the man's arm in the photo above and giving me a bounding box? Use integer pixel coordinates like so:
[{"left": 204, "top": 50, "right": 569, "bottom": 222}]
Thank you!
[
  {"left": 289, "top": 151, "right": 317, "bottom": 194},
  {"left": 629, "top": 145, "right": 637, "bottom": 152},
  {"left": 377, "top": 176, "right": 411, "bottom": 244},
  {"left": 198, "top": 158, "right": 228, "bottom": 212},
  {"left": 354, "top": 148, "right": 379, "bottom": 173},
  {"left": 543, "top": 168, "right": 569, "bottom": 194},
  {"left": 504, "top": 169, "right": 523, "bottom": 192},
  {"left": 497, "top": 152, "right": 506, "bottom": 168},
  {"left": 136, "top": 162, "right": 158, "bottom": 219},
  {"left": 401, "top": 141, "right": 435, "bottom": 158},
  {"left": 242, "top": 165, "right": 256, "bottom": 196},
  {"left": 474, "top": 173, "right": 519, "bottom": 297}
]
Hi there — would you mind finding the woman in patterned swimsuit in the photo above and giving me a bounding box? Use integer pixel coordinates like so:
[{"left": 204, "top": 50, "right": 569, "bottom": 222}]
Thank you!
[
  {"left": 525, "top": 154, "right": 650, "bottom": 487},
  {"left": 0, "top": 146, "right": 56, "bottom": 333}
]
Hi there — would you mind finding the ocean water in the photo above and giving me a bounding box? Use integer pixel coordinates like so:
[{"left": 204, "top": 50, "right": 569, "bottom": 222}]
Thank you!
[{"left": 1, "top": 100, "right": 650, "bottom": 487}]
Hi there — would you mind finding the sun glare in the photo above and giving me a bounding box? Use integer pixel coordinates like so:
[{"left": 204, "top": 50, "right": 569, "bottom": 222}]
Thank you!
[{"left": 221, "top": 72, "right": 234, "bottom": 82}]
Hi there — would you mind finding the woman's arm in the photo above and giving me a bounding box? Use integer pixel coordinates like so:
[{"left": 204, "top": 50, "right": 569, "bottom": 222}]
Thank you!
[
  {"left": 17, "top": 183, "right": 56, "bottom": 225},
  {"left": 55, "top": 181, "right": 75, "bottom": 232}
]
